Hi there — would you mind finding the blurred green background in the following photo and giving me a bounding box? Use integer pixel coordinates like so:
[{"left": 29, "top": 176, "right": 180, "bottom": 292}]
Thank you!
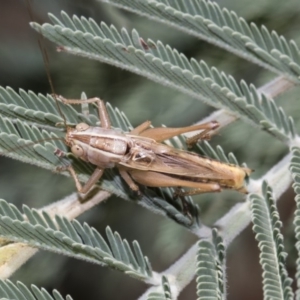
[{"left": 0, "top": 0, "right": 300, "bottom": 299}]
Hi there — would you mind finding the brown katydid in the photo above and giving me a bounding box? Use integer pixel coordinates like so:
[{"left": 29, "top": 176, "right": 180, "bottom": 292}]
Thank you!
[
  {"left": 55, "top": 95, "right": 252, "bottom": 197},
  {"left": 22, "top": 2, "right": 252, "bottom": 199}
]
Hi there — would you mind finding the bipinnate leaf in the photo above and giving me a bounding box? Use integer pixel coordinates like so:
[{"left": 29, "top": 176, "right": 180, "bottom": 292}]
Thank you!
[
  {"left": 99, "top": 0, "right": 300, "bottom": 82},
  {"left": 31, "top": 14, "right": 295, "bottom": 142},
  {"left": 290, "top": 147, "right": 300, "bottom": 299},
  {"left": 147, "top": 276, "right": 172, "bottom": 300},
  {"left": 250, "top": 182, "right": 293, "bottom": 300},
  {"left": 0, "top": 199, "right": 153, "bottom": 282},
  {"left": 196, "top": 228, "right": 225, "bottom": 300},
  {"left": 0, "top": 279, "right": 73, "bottom": 300}
]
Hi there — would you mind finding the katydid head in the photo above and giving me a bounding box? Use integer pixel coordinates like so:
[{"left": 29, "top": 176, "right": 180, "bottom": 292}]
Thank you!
[
  {"left": 65, "top": 123, "right": 91, "bottom": 146},
  {"left": 65, "top": 124, "right": 90, "bottom": 162},
  {"left": 70, "top": 144, "right": 85, "bottom": 159}
]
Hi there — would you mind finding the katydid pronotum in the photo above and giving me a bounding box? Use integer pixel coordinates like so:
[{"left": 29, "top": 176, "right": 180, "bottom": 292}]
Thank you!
[{"left": 55, "top": 95, "right": 252, "bottom": 197}]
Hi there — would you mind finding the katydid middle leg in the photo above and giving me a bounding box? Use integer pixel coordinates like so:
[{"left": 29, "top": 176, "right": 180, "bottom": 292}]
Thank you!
[
  {"left": 134, "top": 121, "right": 219, "bottom": 144},
  {"left": 55, "top": 95, "right": 111, "bottom": 129}
]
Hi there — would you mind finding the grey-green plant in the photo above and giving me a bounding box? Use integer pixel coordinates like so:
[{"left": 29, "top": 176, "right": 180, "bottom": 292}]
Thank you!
[
  {"left": 0, "top": 0, "right": 300, "bottom": 299},
  {"left": 250, "top": 182, "right": 293, "bottom": 300}
]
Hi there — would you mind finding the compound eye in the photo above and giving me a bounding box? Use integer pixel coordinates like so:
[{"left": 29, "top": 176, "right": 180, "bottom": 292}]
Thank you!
[
  {"left": 71, "top": 145, "right": 84, "bottom": 157},
  {"left": 76, "top": 123, "right": 89, "bottom": 131}
]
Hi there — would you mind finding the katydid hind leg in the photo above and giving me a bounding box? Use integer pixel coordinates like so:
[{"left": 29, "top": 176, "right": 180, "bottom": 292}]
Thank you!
[
  {"left": 173, "top": 187, "right": 193, "bottom": 218},
  {"left": 128, "top": 170, "right": 221, "bottom": 192},
  {"left": 173, "top": 186, "right": 221, "bottom": 197}
]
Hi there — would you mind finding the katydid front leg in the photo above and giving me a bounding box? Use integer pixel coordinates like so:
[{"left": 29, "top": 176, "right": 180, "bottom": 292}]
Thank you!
[{"left": 67, "top": 166, "right": 104, "bottom": 194}]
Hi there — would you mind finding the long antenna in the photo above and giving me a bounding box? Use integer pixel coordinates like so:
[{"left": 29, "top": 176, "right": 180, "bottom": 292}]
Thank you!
[{"left": 25, "top": 0, "right": 67, "bottom": 128}]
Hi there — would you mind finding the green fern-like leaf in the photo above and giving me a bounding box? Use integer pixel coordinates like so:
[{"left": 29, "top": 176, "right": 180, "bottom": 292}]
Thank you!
[
  {"left": 0, "top": 199, "right": 153, "bottom": 282},
  {"left": 147, "top": 276, "right": 172, "bottom": 300},
  {"left": 250, "top": 182, "right": 294, "bottom": 300},
  {"left": 162, "top": 276, "right": 172, "bottom": 300},
  {"left": 100, "top": 0, "right": 300, "bottom": 82},
  {"left": 0, "top": 87, "right": 87, "bottom": 128},
  {"left": 212, "top": 229, "right": 225, "bottom": 297},
  {"left": 196, "top": 228, "right": 225, "bottom": 300},
  {"left": 0, "top": 279, "right": 73, "bottom": 300},
  {"left": 30, "top": 14, "right": 296, "bottom": 142},
  {"left": 0, "top": 115, "right": 67, "bottom": 169},
  {"left": 147, "top": 293, "right": 167, "bottom": 300},
  {"left": 290, "top": 147, "right": 300, "bottom": 299},
  {"left": 196, "top": 140, "right": 240, "bottom": 166}
]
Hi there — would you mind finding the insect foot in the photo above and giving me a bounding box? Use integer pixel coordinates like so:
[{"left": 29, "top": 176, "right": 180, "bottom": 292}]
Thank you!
[
  {"left": 172, "top": 187, "right": 194, "bottom": 221},
  {"left": 54, "top": 164, "right": 69, "bottom": 174},
  {"left": 185, "top": 120, "right": 220, "bottom": 148},
  {"left": 54, "top": 148, "right": 66, "bottom": 158}
]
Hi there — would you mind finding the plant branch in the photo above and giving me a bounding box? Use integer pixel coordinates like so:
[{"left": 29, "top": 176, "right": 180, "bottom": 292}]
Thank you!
[{"left": 183, "top": 76, "right": 295, "bottom": 138}]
